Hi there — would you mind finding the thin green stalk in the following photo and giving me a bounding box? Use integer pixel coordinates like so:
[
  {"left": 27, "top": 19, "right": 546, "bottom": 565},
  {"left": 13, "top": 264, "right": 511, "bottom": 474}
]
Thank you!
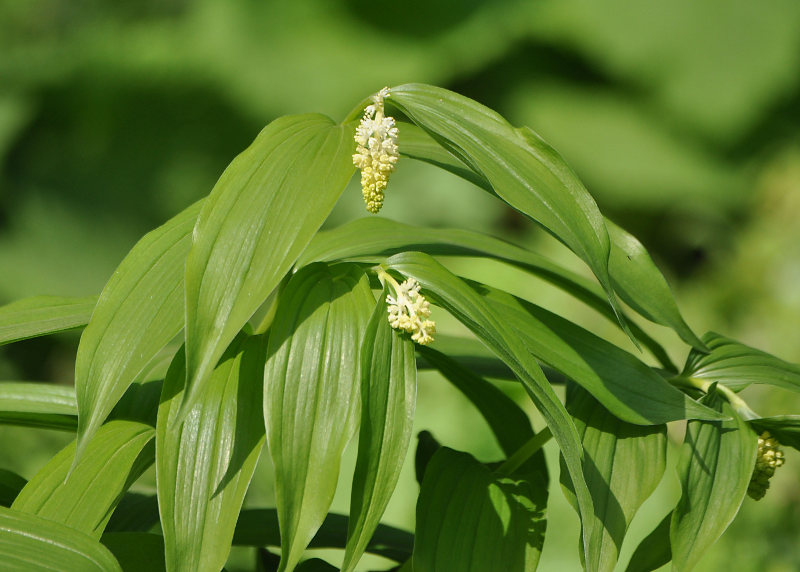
[{"left": 496, "top": 427, "right": 553, "bottom": 475}]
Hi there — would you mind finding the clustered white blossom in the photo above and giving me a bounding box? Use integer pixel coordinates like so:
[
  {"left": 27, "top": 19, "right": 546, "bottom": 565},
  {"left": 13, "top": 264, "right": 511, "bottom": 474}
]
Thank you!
[
  {"left": 352, "top": 87, "right": 399, "bottom": 213},
  {"left": 385, "top": 277, "right": 435, "bottom": 345},
  {"left": 747, "top": 431, "right": 785, "bottom": 500}
]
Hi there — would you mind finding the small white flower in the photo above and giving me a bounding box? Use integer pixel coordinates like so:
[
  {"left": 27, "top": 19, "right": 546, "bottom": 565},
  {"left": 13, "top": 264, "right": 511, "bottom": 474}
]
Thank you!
[
  {"left": 381, "top": 273, "right": 435, "bottom": 345},
  {"left": 353, "top": 87, "right": 399, "bottom": 213}
]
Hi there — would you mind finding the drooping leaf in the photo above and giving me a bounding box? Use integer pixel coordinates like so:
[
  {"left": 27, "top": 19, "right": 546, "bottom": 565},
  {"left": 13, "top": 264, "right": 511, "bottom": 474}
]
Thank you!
[
  {"left": 414, "top": 430, "right": 442, "bottom": 485},
  {"left": 0, "top": 381, "right": 77, "bottom": 431},
  {"left": 104, "top": 493, "right": 160, "bottom": 533},
  {"left": 0, "top": 295, "right": 96, "bottom": 346},
  {"left": 341, "top": 289, "right": 417, "bottom": 572},
  {"left": 157, "top": 335, "right": 266, "bottom": 572},
  {"left": 0, "top": 506, "right": 121, "bottom": 571},
  {"left": 0, "top": 470, "right": 26, "bottom": 507},
  {"left": 749, "top": 416, "right": 800, "bottom": 453},
  {"left": 12, "top": 419, "right": 154, "bottom": 539},
  {"left": 383, "top": 251, "right": 600, "bottom": 567},
  {"left": 625, "top": 513, "right": 672, "bottom": 572},
  {"left": 670, "top": 391, "right": 757, "bottom": 571},
  {"left": 421, "top": 334, "right": 517, "bottom": 381},
  {"left": 264, "top": 263, "right": 374, "bottom": 572},
  {"left": 684, "top": 331, "right": 800, "bottom": 392},
  {"left": 412, "top": 447, "right": 546, "bottom": 572},
  {"left": 182, "top": 115, "right": 356, "bottom": 417},
  {"left": 75, "top": 200, "right": 202, "bottom": 456},
  {"left": 560, "top": 384, "right": 667, "bottom": 572},
  {"left": 101, "top": 532, "right": 166, "bottom": 572},
  {"left": 232, "top": 509, "right": 413, "bottom": 564}
]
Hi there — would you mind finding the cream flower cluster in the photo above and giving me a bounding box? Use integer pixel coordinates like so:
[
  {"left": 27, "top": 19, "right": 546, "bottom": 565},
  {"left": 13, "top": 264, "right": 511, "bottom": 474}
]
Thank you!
[
  {"left": 386, "top": 277, "right": 435, "bottom": 345},
  {"left": 747, "top": 431, "right": 785, "bottom": 500},
  {"left": 353, "top": 87, "right": 399, "bottom": 213}
]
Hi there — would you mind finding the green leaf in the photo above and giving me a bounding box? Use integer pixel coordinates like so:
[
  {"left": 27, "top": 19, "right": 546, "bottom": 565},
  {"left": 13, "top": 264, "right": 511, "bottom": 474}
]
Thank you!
[
  {"left": 412, "top": 447, "right": 545, "bottom": 572},
  {"left": 670, "top": 392, "right": 757, "bottom": 571},
  {"left": 232, "top": 508, "right": 413, "bottom": 563},
  {"left": 0, "top": 506, "right": 121, "bottom": 571},
  {"left": 383, "top": 251, "right": 600, "bottom": 567},
  {"left": 296, "top": 559, "right": 338, "bottom": 572},
  {"left": 104, "top": 493, "right": 160, "bottom": 533},
  {"left": 625, "top": 513, "right": 672, "bottom": 572},
  {"left": 0, "top": 381, "right": 77, "bottom": 431},
  {"left": 0, "top": 295, "right": 96, "bottom": 346},
  {"left": 341, "top": 289, "right": 417, "bottom": 572},
  {"left": 12, "top": 419, "right": 154, "bottom": 538},
  {"left": 101, "top": 532, "right": 166, "bottom": 572},
  {"left": 389, "top": 84, "right": 627, "bottom": 337},
  {"left": 684, "top": 332, "right": 800, "bottom": 392},
  {"left": 420, "top": 334, "right": 517, "bottom": 381},
  {"left": 264, "top": 263, "right": 374, "bottom": 572},
  {"left": 560, "top": 384, "right": 667, "bottom": 572},
  {"left": 749, "top": 416, "right": 800, "bottom": 453},
  {"left": 75, "top": 200, "right": 202, "bottom": 456},
  {"left": 157, "top": 335, "right": 266, "bottom": 572},
  {"left": 0, "top": 470, "right": 26, "bottom": 507},
  {"left": 414, "top": 430, "right": 441, "bottom": 485},
  {"left": 475, "top": 279, "right": 721, "bottom": 425},
  {"left": 183, "top": 115, "right": 355, "bottom": 417}
]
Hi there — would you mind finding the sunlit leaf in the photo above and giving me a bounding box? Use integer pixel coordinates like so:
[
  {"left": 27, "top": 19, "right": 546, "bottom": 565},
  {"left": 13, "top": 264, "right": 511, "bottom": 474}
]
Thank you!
[
  {"left": 183, "top": 115, "right": 356, "bottom": 417},
  {"left": 157, "top": 335, "right": 266, "bottom": 572},
  {"left": 0, "top": 506, "right": 121, "bottom": 571},
  {"left": 0, "top": 381, "right": 77, "bottom": 431},
  {"left": 342, "top": 288, "right": 416, "bottom": 572},
  {"left": 0, "top": 295, "right": 96, "bottom": 346}
]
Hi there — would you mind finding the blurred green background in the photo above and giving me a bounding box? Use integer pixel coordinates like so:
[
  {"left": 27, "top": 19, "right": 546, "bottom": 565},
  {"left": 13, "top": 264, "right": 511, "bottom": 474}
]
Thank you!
[{"left": 1, "top": 0, "right": 799, "bottom": 570}]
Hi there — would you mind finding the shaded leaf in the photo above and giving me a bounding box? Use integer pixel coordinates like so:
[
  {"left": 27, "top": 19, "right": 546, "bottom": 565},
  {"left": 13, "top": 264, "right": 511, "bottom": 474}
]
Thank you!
[
  {"left": 183, "top": 115, "right": 355, "bottom": 417},
  {"left": 0, "top": 506, "right": 121, "bottom": 571},
  {"left": 749, "top": 416, "right": 800, "bottom": 453},
  {"left": 625, "top": 514, "right": 672, "bottom": 572},
  {"left": 414, "top": 430, "right": 441, "bottom": 485},
  {"left": 104, "top": 493, "right": 160, "bottom": 533},
  {"left": 157, "top": 335, "right": 266, "bottom": 572},
  {"left": 0, "top": 470, "right": 26, "bottom": 507},
  {"left": 101, "top": 532, "right": 166, "bottom": 572},
  {"left": 0, "top": 295, "right": 96, "bottom": 346},
  {"left": 341, "top": 289, "right": 417, "bottom": 572},
  {"left": 0, "top": 381, "right": 77, "bottom": 431}
]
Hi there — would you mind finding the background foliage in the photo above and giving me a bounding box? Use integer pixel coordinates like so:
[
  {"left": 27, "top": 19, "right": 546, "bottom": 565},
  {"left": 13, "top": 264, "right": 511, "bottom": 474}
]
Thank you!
[{"left": 1, "top": 1, "right": 799, "bottom": 570}]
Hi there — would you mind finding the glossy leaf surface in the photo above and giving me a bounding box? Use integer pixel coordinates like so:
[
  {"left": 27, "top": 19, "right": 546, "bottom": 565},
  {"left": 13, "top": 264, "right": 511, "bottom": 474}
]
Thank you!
[{"left": 0, "top": 295, "right": 96, "bottom": 346}]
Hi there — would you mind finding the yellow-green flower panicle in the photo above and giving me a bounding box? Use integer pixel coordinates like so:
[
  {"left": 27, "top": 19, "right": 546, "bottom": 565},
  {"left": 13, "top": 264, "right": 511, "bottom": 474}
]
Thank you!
[
  {"left": 747, "top": 431, "right": 785, "bottom": 501},
  {"left": 353, "top": 87, "right": 399, "bottom": 214},
  {"left": 384, "top": 275, "right": 435, "bottom": 345}
]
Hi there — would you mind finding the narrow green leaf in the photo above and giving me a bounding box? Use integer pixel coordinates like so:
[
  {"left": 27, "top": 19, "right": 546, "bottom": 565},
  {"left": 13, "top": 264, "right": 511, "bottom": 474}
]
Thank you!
[
  {"left": 625, "top": 514, "right": 672, "bottom": 572},
  {"left": 183, "top": 115, "right": 355, "bottom": 417},
  {"left": 684, "top": 331, "right": 800, "bottom": 392},
  {"left": 0, "top": 381, "right": 77, "bottom": 431},
  {"left": 232, "top": 508, "right": 413, "bottom": 563},
  {"left": 670, "top": 392, "right": 757, "bottom": 571},
  {"left": 383, "top": 251, "right": 600, "bottom": 568},
  {"left": 0, "top": 470, "right": 26, "bottom": 507},
  {"left": 0, "top": 506, "right": 121, "bottom": 571},
  {"left": 0, "top": 295, "right": 96, "bottom": 346},
  {"left": 412, "top": 447, "right": 545, "bottom": 572},
  {"left": 341, "top": 289, "right": 417, "bottom": 572},
  {"left": 414, "top": 430, "right": 441, "bottom": 485},
  {"left": 264, "top": 264, "right": 373, "bottom": 572},
  {"left": 75, "top": 200, "right": 202, "bottom": 455},
  {"left": 389, "top": 84, "right": 627, "bottom": 338},
  {"left": 560, "top": 384, "right": 667, "bottom": 572},
  {"left": 101, "top": 532, "right": 166, "bottom": 572},
  {"left": 749, "top": 416, "right": 800, "bottom": 453},
  {"left": 157, "top": 335, "right": 266, "bottom": 572},
  {"left": 12, "top": 419, "right": 154, "bottom": 538}
]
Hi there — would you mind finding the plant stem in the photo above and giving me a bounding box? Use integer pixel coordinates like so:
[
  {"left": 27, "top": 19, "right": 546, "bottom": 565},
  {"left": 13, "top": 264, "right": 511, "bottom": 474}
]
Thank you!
[
  {"left": 669, "top": 375, "right": 759, "bottom": 420},
  {"left": 496, "top": 427, "right": 553, "bottom": 475}
]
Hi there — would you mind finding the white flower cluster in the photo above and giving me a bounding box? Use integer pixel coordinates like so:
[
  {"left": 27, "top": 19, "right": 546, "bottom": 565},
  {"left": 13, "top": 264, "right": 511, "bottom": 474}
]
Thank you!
[
  {"left": 353, "top": 87, "right": 399, "bottom": 213},
  {"left": 747, "top": 431, "right": 785, "bottom": 500},
  {"left": 386, "top": 277, "right": 435, "bottom": 345}
]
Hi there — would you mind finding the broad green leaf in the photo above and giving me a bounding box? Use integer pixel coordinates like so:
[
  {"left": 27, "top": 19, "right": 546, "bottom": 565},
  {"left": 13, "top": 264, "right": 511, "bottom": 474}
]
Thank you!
[
  {"left": 12, "top": 419, "right": 154, "bottom": 538},
  {"left": 341, "top": 290, "right": 417, "bottom": 572},
  {"left": 75, "top": 200, "right": 202, "bottom": 456},
  {"left": 157, "top": 336, "right": 266, "bottom": 572},
  {"left": 475, "top": 279, "right": 721, "bottom": 425},
  {"left": 300, "top": 216, "right": 673, "bottom": 368},
  {"left": 105, "top": 493, "right": 160, "bottom": 533},
  {"left": 560, "top": 384, "right": 667, "bottom": 572},
  {"left": 0, "top": 381, "right": 77, "bottom": 431},
  {"left": 625, "top": 514, "right": 672, "bottom": 572},
  {"left": 388, "top": 84, "right": 627, "bottom": 339},
  {"left": 421, "top": 334, "right": 517, "bottom": 381},
  {"left": 264, "top": 263, "right": 374, "bottom": 572},
  {"left": 233, "top": 508, "right": 413, "bottom": 563},
  {"left": 0, "top": 470, "right": 26, "bottom": 507},
  {"left": 296, "top": 559, "right": 338, "bottom": 572},
  {"left": 412, "top": 447, "right": 545, "bottom": 572},
  {"left": 183, "top": 115, "right": 355, "bottom": 417},
  {"left": 749, "top": 416, "right": 800, "bottom": 453},
  {"left": 0, "top": 506, "right": 121, "bottom": 571},
  {"left": 0, "top": 295, "right": 96, "bottom": 346},
  {"left": 670, "top": 392, "right": 757, "bottom": 571},
  {"left": 101, "top": 532, "right": 166, "bottom": 572},
  {"left": 684, "top": 331, "right": 800, "bottom": 392},
  {"left": 383, "top": 251, "right": 601, "bottom": 567}
]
